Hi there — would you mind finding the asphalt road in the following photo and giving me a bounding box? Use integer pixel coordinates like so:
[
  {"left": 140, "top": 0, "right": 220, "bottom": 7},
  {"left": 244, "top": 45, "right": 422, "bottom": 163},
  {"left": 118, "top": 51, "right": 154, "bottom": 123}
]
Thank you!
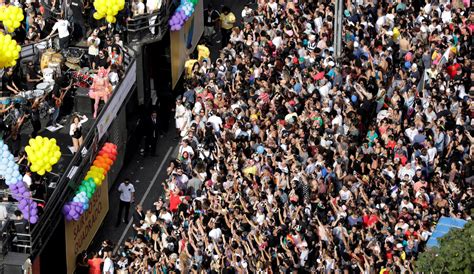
[
  {"left": 90, "top": 0, "right": 252, "bottom": 252},
  {"left": 90, "top": 118, "right": 179, "bottom": 252}
]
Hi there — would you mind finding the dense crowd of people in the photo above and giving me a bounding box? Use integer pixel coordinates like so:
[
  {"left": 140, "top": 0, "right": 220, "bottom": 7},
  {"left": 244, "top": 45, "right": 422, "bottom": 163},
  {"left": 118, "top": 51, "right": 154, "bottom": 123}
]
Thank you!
[{"left": 94, "top": 0, "right": 471, "bottom": 273}]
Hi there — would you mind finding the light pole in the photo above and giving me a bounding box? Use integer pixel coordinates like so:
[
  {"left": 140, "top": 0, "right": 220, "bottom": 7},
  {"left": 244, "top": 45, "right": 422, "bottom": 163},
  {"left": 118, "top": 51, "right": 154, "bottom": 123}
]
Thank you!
[{"left": 333, "top": 0, "right": 343, "bottom": 61}]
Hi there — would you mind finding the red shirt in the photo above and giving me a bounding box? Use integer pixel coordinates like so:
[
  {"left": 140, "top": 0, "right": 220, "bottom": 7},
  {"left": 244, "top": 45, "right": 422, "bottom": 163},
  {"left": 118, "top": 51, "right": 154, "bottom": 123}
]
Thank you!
[
  {"left": 363, "top": 214, "right": 379, "bottom": 227},
  {"left": 169, "top": 192, "right": 182, "bottom": 212},
  {"left": 386, "top": 140, "right": 396, "bottom": 150},
  {"left": 88, "top": 258, "right": 103, "bottom": 274},
  {"left": 446, "top": 63, "right": 461, "bottom": 78}
]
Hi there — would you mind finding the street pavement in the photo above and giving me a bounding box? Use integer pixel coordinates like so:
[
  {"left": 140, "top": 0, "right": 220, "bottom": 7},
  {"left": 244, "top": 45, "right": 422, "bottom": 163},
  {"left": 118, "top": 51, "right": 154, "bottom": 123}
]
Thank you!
[{"left": 90, "top": 119, "right": 179, "bottom": 252}]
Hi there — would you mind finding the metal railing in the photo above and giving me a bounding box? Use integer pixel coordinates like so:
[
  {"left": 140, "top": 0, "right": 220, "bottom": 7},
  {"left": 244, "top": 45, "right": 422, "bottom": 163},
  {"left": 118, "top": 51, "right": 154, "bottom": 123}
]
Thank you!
[
  {"left": 0, "top": 219, "right": 13, "bottom": 259},
  {"left": 126, "top": 0, "right": 179, "bottom": 43},
  {"left": 29, "top": 49, "right": 137, "bottom": 257},
  {"left": 20, "top": 34, "right": 59, "bottom": 59}
]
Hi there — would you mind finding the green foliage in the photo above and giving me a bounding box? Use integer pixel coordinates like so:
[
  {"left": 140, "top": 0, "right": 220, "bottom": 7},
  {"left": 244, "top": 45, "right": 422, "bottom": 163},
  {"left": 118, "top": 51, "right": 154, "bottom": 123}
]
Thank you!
[{"left": 415, "top": 221, "right": 474, "bottom": 273}]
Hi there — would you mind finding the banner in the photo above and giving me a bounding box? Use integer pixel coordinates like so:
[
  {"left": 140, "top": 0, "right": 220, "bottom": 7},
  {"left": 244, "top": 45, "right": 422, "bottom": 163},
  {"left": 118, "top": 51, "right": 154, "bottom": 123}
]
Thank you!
[
  {"left": 64, "top": 177, "right": 109, "bottom": 274},
  {"left": 170, "top": 0, "right": 204, "bottom": 89}
]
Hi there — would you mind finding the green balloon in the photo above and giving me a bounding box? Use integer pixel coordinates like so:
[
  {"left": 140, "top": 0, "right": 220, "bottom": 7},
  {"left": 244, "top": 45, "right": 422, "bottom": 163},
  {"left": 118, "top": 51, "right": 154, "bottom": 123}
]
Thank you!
[
  {"left": 86, "top": 192, "right": 93, "bottom": 199},
  {"left": 79, "top": 186, "right": 86, "bottom": 192}
]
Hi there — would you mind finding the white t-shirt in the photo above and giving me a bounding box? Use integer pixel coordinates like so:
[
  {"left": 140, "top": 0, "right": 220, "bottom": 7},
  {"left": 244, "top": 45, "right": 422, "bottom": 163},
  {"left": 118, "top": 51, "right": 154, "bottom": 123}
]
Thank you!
[
  {"left": 118, "top": 182, "right": 135, "bottom": 202},
  {"left": 146, "top": 0, "right": 161, "bottom": 13},
  {"left": 267, "top": 2, "right": 278, "bottom": 13},
  {"left": 427, "top": 147, "right": 437, "bottom": 164},
  {"left": 102, "top": 257, "right": 114, "bottom": 274},
  {"left": 208, "top": 227, "right": 222, "bottom": 241},
  {"left": 0, "top": 204, "right": 7, "bottom": 220},
  {"left": 53, "top": 20, "right": 70, "bottom": 38},
  {"left": 207, "top": 115, "right": 223, "bottom": 133},
  {"left": 87, "top": 36, "right": 100, "bottom": 56},
  {"left": 23, "top": 174, "right": 32, "bottom": 187}
]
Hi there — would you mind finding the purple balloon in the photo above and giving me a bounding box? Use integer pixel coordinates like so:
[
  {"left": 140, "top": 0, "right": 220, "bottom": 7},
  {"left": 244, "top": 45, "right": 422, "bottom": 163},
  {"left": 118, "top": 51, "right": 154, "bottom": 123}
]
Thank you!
[
  {"left": 17, "top": 186, "right": 26, "bottom": 194},
  {"left": 30, "top": 208, "right": 38, "bottom": 216},
  {"left": 63, "top": 204, "right": 71, "bottom": 214},
  {"left": 19, "top": 199, "right": 27, "bottom": 207},
  {"left": 23, "top": 192, "right": 31, "bottom": 198},
  {"left": 30, "top": 216, "right": 38, "bottom": 224},
  {"left": 65, "top": 214, "right": 73, "bottom": 221}
]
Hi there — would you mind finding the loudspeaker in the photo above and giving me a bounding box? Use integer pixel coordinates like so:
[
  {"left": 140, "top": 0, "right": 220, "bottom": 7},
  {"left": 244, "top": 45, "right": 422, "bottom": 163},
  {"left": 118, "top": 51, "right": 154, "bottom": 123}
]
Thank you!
[{"left": 74, "top": 87, "right": 93, "bottom": 114}]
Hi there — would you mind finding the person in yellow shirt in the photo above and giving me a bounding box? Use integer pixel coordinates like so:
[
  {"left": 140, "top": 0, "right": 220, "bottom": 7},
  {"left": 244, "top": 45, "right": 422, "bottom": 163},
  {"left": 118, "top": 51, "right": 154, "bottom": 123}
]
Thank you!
[
  {"left": 219, "top": 6, "right": 235, "bottom": 47},
  {"left": 197, "top": 44, "right": 210, "bottom": 61}
]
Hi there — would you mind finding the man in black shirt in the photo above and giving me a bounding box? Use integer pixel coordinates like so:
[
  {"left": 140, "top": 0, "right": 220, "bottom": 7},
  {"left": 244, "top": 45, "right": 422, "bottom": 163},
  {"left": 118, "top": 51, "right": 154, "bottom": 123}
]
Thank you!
[
  {"left": 25, "top": 61, "right": 43, "bottom": 90},
  {"left": 93, "top": 50, "right": 109, "bottom": 70},
  {"left": 203, "top": 4, "right": 220, "bottom": 43},
  {"left": 144, "top": 111, "right": 163, "bottom": 156},
  {"left": 70, "top": 0, "right": 86, "bottom": 41},
  {"left": 1, "top": 67, "right": 21, "bottom": 97}
]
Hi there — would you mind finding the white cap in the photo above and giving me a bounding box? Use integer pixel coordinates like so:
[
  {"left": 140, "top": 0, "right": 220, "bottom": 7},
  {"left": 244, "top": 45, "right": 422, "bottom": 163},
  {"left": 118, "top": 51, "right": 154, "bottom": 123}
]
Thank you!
[
  {"left": 354, "top": 41, "right": 359, "bottom": 48},
  {"left": 328, "top": 61, "right": 335, "bottom": 67}
]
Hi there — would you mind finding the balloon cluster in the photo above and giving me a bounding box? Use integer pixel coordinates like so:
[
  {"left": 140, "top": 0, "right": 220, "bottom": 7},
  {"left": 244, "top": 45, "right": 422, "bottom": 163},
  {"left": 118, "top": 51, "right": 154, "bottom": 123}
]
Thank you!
[
  {"left": 0, "top": 33, "right": 21, "bottom": 69},
  {"left": 168, "top": 0, "right": 199, "bottom": 31},
  {"left": 25, "top": 136, "right": 61, "bottom": 176},
  {"left": 93, "top": 0, "right": 125, "bottom": 23},
  {"left": 63, "top": 143, "right": 117, "bottom": 221},
  {"left": 0, "top": 5, "right": 24, "bottom": 33},
  {"left": 9, "top": 181, "right": 39, "bottom": 224},
  {"left": 0, "top": 141, "right": 38, "bottom": 224}
]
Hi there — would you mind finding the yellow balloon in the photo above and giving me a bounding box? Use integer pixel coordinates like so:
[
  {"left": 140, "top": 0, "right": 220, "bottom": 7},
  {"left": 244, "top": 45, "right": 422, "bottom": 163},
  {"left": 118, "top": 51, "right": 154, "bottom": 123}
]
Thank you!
[
  {"left": 30, "top": 165, "right": 39, "bottom": 172},
  {"left": 93, "top": 12, "right": 102, "bottom": 20},
  {"left": 37, "top": 169, "right": 45, "bottom": 176},
  {"left": 29, "top": 155, "right": 37, "bottom": 163},
  {"left": 106, "top": 15, "right": 115, "bottom": 23}
]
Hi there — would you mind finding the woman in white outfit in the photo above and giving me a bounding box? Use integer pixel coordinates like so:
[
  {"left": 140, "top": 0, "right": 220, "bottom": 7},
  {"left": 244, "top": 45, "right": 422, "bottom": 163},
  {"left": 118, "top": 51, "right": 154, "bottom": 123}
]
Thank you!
[
  {"left": 179, "top": 103, "right": 193, "bottom": 137},
  {"left": 175, "top": 96, "right": 187, "bottom": 138},
  {"left": 69, "top": 114, "right": 88, "bottom": 154}
]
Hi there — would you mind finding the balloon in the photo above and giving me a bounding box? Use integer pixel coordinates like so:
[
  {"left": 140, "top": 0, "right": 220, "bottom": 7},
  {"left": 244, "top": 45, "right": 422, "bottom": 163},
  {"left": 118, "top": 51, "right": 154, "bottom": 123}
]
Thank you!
[
  {"left": 26, "top": 136, "right": 61, "bottom": 175},
  {"left": 106, "top": 15, "right": 114, "bottom": 23},
  {"left": 256, "top": 145, "right": 265, "bottom": 154},
  {"left": 93, "top": 12, "right": 103, "bottom": 20},
  {"left": 30, "top": 216, "right": 38, "bottom": 224}
]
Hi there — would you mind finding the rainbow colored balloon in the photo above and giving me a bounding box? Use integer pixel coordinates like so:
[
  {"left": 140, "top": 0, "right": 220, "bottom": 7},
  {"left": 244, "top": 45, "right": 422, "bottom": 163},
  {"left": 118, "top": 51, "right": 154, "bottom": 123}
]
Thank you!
[
  {"left": 0, "top": 141, "right": 38, "bottom": 224},
  {"left": 168, "top": 0, "right": 199, "bottom": 31},
  {"left": 63, "top": 143, "right": 118, "bottom": 221}
]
